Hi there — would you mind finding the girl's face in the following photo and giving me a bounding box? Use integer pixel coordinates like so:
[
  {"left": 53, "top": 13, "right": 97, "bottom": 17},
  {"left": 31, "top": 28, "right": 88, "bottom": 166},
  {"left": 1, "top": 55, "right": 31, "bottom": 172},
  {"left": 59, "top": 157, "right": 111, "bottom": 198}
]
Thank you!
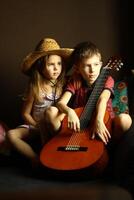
[
  {"left": 78, "top": 54, "right": 102, "bottom": 85},
  {"left": 42, "top": 55, "right": 62, "bottom": 81}
]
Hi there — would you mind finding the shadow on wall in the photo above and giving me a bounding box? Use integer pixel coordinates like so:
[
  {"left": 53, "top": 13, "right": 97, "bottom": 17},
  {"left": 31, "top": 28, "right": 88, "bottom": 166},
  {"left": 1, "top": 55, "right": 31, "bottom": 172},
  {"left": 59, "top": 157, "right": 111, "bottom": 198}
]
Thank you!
[
  {"left": 0, "top": 0, "right": 124, "bottom": 127},
  {"left": 0, "top": 62, "right": 28, "bottom": 128}
]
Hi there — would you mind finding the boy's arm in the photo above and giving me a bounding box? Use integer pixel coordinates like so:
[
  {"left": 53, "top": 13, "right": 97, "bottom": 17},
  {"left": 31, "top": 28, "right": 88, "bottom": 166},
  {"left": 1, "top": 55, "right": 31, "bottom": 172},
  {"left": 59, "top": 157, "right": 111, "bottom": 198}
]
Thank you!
[
  {"left": 92, "top": 89, "right": 111, "bottom": 144},
  {"left": 96, "top": 89, "right": 111, "bottom": 121},
  {"left": 56, "top": 91, "right": 80, "bottom": 132}
]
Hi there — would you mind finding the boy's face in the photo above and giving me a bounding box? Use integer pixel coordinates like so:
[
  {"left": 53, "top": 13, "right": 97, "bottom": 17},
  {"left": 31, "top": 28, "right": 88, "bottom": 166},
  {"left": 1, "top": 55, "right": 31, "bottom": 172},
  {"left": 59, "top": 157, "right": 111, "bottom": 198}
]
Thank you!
[{"left": 78, "top": 54, "right": 102, "bottom": 85}]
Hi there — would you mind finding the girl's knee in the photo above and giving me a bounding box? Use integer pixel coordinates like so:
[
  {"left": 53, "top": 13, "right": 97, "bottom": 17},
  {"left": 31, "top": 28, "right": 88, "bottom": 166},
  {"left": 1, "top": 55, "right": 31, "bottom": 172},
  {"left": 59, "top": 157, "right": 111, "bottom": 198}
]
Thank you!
[
  {"left": 44, "top": 106, "right": 63, "bottom": 132},
  {"left": 7, "top": 128, "right": 27, "bottom": 141},
  {"left": 45, "top": 106, "right": 59, "bottom": 121},
  {"left": 7, "top": 129, "right": 17, "bottom": 142},
  {"left": 44, "top": 106, "right": 59, "bottom": 124}
]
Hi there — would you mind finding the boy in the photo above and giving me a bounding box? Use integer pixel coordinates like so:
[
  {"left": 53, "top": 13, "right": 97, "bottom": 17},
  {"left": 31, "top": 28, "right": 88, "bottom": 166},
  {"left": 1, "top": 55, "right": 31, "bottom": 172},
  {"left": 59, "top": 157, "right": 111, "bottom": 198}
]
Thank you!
[{"left": 44, "top": 41, "right": 132, "bottom": 145}]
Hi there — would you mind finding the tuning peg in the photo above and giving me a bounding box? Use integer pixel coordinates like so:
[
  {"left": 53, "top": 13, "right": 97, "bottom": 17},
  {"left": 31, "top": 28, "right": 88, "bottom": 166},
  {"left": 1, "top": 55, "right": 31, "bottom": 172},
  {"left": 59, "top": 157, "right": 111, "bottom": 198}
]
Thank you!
[{"left": 116, "top": 68, "right": 120, "bottom": 71}]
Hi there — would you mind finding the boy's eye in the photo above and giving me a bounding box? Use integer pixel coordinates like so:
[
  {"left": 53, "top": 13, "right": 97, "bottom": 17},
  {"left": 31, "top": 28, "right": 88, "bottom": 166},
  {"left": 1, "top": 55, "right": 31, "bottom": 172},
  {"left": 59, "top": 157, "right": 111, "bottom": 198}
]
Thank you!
[
  {"left": 91, "top": 63, "right": 100, "bottom": 67},
  {"left": 94, "top": 63, "right": 99, "bottom": 66},
  {"left": 58, "top": 62, "right": 62, "bottom": 66}
]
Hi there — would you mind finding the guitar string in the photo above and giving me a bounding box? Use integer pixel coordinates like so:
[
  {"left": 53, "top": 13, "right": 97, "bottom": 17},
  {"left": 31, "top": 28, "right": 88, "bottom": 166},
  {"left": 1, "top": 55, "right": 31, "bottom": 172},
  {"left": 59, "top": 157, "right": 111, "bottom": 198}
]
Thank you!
[
  {"left": 66, "top": 133, "right": 81, "bottom": 149},
  {"left": 67, "top": 131, "right": 81, "bottom": 147}
]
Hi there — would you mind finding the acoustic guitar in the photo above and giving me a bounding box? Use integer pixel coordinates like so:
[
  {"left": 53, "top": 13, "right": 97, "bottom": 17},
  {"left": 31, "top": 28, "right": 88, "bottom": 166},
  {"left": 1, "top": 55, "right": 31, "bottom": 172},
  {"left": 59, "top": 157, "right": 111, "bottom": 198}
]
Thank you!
[{"left": 40, "top": 57, "right": 122, "bottom": 173}]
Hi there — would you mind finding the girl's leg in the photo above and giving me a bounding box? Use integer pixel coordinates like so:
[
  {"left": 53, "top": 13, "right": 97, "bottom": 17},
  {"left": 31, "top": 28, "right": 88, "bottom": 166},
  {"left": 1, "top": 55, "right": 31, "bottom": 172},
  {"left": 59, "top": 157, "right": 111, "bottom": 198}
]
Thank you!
[
  {"left": 112, "top": 113, "right": 132, "bottom": 141},
  {"left": 7, "top": 128, "right": 39, "bottom": 164},
  {"left": 45, "top": 106, "right": 65, "bottom": 131},
  {"left": 40, "top": 106, "right": 65, "bottom": 143}
]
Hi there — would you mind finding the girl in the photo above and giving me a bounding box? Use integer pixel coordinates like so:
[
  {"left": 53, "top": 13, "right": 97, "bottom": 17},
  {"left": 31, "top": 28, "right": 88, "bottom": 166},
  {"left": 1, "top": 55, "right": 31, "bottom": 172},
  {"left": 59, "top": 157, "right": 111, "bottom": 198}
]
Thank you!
[
  {"left": 7, "top": 38, "right": 73, "bottom": 166},
  {"left": 44, "top": 41, "right": 132, "bottom": 145}
]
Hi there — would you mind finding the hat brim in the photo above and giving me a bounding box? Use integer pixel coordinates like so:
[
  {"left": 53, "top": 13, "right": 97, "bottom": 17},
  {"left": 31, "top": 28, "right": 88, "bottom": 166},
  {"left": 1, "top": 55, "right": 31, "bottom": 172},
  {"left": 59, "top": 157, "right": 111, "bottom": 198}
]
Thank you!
[{"left": 21, "top": 48, "right": 73, "bottom": 75}]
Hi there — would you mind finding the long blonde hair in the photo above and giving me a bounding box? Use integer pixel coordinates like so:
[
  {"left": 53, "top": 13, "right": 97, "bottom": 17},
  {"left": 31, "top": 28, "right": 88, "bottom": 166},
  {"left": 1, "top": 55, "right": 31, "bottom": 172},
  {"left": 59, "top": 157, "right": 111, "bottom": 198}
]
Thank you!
[{"left": 25, "top": 55, "right": 66, "bottom": 102}]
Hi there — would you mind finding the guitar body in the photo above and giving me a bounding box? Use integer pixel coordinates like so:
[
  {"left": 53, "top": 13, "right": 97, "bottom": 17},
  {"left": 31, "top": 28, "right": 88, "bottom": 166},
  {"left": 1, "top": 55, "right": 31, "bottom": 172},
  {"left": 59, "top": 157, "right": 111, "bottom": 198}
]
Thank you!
[{"left": 40, "top": 107, "right": 111, "bottom": 172}]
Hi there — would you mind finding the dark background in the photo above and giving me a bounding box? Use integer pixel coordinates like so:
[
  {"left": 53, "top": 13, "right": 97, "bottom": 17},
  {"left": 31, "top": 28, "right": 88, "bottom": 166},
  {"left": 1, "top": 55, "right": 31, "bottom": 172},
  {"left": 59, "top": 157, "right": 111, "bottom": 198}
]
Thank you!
[{"left": 0, "top": 0, "right": 133, "bottom": 127}]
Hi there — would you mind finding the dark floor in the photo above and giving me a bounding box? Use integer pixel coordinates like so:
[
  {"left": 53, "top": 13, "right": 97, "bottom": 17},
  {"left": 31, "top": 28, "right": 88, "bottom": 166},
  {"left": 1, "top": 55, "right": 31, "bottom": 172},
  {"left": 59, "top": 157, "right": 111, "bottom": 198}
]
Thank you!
[{"left": 0, "top": 153, "right": 133, "bottom": 200}]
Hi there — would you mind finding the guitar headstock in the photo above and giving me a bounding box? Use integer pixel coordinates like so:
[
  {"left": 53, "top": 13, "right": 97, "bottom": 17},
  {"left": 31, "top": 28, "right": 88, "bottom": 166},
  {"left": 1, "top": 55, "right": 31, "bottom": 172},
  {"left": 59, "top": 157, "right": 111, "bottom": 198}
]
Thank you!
[{"left": 104, "top": 56, "right": 123, "bottom": 71}]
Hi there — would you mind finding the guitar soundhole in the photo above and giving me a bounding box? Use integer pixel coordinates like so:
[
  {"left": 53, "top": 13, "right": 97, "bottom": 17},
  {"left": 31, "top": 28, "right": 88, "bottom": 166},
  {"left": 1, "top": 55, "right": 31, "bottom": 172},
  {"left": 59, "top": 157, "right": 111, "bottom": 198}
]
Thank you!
[{"left": 57, "top": 146, "right": 88, "bottom": 152}]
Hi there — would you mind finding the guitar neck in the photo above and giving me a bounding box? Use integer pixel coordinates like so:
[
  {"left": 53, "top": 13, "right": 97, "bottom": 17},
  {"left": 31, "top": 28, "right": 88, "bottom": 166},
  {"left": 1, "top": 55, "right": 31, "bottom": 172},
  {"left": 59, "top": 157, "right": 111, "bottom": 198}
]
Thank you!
[{"left": 80, "top": 68, "right": 110, "bottom": 130}]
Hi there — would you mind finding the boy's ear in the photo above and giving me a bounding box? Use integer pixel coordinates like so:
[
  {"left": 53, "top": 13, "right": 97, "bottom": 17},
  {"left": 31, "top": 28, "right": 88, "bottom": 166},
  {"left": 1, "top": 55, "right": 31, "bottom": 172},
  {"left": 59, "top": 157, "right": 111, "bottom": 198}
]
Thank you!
[
  {"left": 67, "top": 64, "right": 78, "bottom": 76},
  {"left": 73, "top": 64, "right": 78, "bottom": 71},
  {"left": 100, "top": 61, "right": 103, "bottom": 67},
  {"left": 74, "top": 64, "right": 81, "bottom": 73},
  {"left": 73, "top": 64, "right": 77, "bottom": 69}
]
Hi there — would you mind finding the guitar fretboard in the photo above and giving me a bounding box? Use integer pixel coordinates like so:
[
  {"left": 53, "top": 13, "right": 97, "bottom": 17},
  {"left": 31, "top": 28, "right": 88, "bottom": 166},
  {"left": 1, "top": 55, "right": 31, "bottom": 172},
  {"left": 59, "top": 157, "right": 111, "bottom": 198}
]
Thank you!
[{"left": 80, "top": 68, "right": 110, "bottom": 130}]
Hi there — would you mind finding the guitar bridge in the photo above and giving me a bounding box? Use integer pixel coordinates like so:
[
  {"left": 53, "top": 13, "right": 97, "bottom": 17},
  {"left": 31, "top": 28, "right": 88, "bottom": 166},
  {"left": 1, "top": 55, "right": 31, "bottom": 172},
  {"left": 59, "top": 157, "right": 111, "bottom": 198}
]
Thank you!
[{"left": 57, "top": 146, "right": 88, "bottom": 152}]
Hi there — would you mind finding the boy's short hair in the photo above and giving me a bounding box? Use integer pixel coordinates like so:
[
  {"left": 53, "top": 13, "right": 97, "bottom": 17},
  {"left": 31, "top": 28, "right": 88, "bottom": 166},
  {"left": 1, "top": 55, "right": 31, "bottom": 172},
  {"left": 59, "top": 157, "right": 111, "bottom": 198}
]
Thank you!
[{"left": 70, "top": 41, "right": 102, "bottom": 66}]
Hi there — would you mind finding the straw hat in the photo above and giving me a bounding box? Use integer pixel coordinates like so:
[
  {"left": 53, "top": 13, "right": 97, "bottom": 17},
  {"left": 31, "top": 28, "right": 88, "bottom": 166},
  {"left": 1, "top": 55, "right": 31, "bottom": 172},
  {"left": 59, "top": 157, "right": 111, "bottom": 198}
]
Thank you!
[{"left": 21, "top": 38, "right": 73, "bottom": 75}]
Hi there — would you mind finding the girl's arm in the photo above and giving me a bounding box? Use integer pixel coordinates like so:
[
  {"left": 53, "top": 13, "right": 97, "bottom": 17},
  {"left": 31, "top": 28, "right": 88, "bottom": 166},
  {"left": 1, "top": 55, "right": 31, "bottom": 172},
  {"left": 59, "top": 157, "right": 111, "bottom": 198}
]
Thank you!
[
  {"left": 92, "top": 89, "right": 111, "bottom": 144},
  {"left": 21, "top": 91, "right": 37, "bottom": 126},
  {"left": 56, "top": 91, "right": 80, "bottom": 132}
]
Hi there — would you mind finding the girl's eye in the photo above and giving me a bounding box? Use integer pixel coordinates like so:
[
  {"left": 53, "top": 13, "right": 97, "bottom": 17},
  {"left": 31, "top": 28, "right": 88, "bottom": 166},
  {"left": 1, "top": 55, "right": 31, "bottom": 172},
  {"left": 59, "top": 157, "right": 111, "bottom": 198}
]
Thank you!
[{"left": 48, "top": 63, "right": 53, "bottom": 66}]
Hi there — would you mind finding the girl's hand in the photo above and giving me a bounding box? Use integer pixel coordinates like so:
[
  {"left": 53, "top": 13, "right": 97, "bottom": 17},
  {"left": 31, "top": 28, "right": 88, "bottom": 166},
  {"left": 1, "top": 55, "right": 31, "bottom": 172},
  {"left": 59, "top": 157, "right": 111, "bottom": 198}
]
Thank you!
[
  {"left": 91, "top": 119, "right": 111, "bottom": 145},
  {"left": 67, "top": 108, "right": 80, "bottom": 132}
]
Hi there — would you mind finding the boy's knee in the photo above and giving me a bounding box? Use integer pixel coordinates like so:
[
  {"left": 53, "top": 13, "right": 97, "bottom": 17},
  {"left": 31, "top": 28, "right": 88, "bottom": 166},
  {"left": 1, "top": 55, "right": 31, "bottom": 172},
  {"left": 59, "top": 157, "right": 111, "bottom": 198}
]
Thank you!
[
  {"left": 115, "top": 113, "right": 132, "bottom": 131},
  {"left": 119, "top": 113, "right": 132, "bottom": 126},
  {"left": 112, "top": 114, "right": 132, "bottom": 141}
]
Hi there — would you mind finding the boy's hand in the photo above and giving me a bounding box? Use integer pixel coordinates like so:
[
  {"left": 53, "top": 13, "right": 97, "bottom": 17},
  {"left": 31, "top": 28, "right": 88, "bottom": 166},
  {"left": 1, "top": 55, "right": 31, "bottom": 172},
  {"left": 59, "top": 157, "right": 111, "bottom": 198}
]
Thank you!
[
  {"left": 67, "top": 108, "right": 80, "bottom": 132},
  {"left": 91, "top": 119, "right": 111, "bottom": 144}
]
